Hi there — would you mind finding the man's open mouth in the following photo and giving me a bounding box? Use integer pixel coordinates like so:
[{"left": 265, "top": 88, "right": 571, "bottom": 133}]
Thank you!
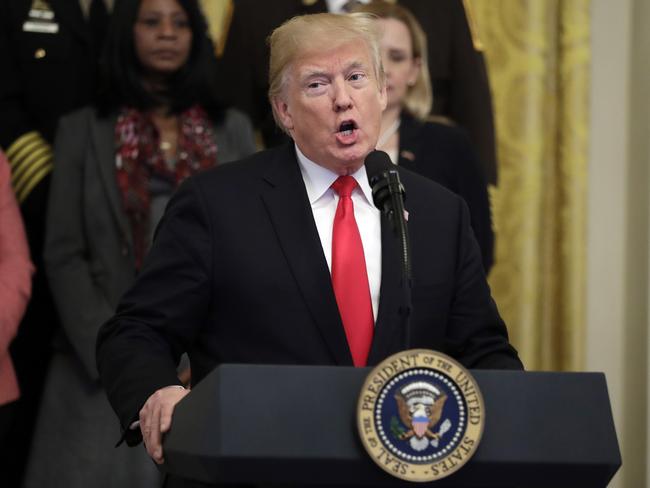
[{"left": 338, "top": 121, "right": 357, "bottom": 136}]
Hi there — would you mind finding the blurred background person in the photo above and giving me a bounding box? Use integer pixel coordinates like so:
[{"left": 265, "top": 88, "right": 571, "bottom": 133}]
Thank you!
[
  {"left": 212, "top": 0, "right": 498, "bottom": 185},
  {"left": 354, "top": 0, "right": 494, "bottom": 271},
  {"left": 0, "top": 2, "right": 112, "bottom": 483},
  {"left": 22, "top": 0, "right": 255, "bottom": 486},
  {"left": 0, "top": 149, "right": 34, "bottom": 480}
]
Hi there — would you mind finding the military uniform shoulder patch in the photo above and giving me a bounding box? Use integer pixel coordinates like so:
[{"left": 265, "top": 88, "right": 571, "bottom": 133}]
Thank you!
[{"left": 357, "top": 349, "right": 484, "bottom": 482}]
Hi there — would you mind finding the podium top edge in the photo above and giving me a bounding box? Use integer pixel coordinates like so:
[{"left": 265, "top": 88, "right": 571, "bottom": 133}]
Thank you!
[{"left": 214, "top": 363, "right": 606, "bottom": 377}]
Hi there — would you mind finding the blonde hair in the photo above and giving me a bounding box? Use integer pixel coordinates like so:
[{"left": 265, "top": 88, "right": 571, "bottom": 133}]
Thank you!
[
  {"left": 352, "top": 0, "right": 432, "bottom": 120},
  {"left": 267, "top": 12, "right": 385, "bottom": 132}
]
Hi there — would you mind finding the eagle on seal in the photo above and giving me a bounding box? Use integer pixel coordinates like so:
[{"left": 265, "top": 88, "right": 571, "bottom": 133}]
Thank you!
[{"left": 395, "top": 383, "right": 448, "bottom": 443}]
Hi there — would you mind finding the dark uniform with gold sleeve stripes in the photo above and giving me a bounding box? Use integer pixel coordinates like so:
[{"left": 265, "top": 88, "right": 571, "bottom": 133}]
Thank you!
[
  {"left": 0, "top": 0, "right": 107, "bottom": 485},
  {"left": 212, "top": 0, "right": 499, "bottom": 185}
]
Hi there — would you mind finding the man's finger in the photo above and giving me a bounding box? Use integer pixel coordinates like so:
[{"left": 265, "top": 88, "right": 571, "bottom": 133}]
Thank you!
[
  {"left": 149, "top": 394, "right": 164, "bottom": 464},
  {"left": 139, "top": 403, "right": 152, "bottom": 451}
]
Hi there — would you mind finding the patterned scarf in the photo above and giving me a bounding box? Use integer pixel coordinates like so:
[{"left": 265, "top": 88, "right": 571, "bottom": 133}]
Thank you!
[{"left": 115, "top": 104, "right": 218, "bottom": 269}]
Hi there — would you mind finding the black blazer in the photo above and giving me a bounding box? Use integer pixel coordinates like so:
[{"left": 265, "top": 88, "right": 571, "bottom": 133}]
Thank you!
[
  {"left": 398, "top": 112, "right": 494, "bottom": 271},
  {"left": 96, "top": 143, "right": 521, "bottom": 445}
]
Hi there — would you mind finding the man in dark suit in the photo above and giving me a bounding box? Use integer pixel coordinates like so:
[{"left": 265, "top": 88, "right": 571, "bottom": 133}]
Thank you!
[
  {"left": 0, "top": 1, "right": 109, "bottom": 484},
  {"left": 213, "top": 0, "right": 499, "bottom": 184},
  {"left": 96, "top": 12, "right": 520, "bottom": 479}
]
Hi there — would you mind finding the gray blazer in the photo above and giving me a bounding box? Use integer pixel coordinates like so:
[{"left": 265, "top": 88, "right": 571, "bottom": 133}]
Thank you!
[
  {"left": 45, "top": 106, "right": 256, "bottom": 381},
  {"left": 22, "top": 106, "right": 256, "bottom": 488}
]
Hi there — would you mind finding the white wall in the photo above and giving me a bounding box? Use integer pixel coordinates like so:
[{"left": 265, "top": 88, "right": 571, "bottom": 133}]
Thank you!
[{"left": 587, "top": 0, "right": 649, "bottom": 486}]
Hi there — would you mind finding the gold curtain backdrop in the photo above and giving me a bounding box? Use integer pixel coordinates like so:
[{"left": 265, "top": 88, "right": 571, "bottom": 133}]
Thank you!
[
  {"left": 200, "top": 0, "right": 233, "bottom": 57},
  {"left": 469, "top": 0, "right": 591, "bottom": 371}
]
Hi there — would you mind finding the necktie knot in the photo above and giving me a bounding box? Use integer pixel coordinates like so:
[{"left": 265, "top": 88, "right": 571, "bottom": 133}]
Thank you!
[{"left": 331, "top": 175, "right": 357, "bottom": 198}]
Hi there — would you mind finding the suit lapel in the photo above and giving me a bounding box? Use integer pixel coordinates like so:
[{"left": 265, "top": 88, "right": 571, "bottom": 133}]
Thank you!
[
  {"left": 260, "top": 145, "right": 353, "bottom": 365},
  {"left": 367, "top": 214, "right": 405, "bottom": 365},
  {"left": 91, "top": 113, "right": 133, "bottom": 249}
]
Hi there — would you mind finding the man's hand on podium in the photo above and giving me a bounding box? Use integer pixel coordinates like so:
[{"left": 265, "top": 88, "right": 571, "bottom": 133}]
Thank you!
[{"left": 139, "top": 385, "right": 190, "bottom": 464}]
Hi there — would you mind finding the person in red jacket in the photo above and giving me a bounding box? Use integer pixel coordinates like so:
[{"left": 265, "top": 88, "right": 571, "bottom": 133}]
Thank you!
[{"left": 0, "top": 149, "right": 34, "bottom": 474}]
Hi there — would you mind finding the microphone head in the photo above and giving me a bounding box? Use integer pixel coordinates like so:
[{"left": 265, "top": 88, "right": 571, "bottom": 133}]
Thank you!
[
  {"left": 365, "top": 150, "right": 393, "bottom": 187},
  {"left": 364, "top": 150, "right": 405, "bottom": 214}
]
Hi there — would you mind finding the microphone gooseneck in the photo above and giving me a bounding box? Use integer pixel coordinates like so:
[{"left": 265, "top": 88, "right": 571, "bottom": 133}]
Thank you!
[
  {"left": 365, "top": 150, "right": 410, "bottom": 278},
  {"left": 365, "top": 150, "right": 412, "bottom": 351}
]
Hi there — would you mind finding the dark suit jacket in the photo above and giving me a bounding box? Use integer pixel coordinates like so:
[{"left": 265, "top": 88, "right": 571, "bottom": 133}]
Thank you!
[
  {"left": 214, "top": 0, "right": 498, "bottom": 184},
  {"left": 398, "top": 112, "right": 494, "bottom": 271},
  {"left": 96, "top": 143, "right": 521, "bottom": 448}
]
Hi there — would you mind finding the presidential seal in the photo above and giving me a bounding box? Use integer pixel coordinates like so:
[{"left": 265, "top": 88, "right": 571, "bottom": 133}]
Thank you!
[{"left": 357, "top": 349, "right": 484, "bottom": 482}]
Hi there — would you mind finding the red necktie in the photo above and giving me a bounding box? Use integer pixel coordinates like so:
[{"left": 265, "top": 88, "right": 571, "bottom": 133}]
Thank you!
[{"left": 331, "top": 176, "right": 374, "bottom": 366}]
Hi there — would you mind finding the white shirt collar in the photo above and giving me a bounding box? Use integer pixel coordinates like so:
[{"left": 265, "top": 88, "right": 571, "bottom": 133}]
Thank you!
[{"left": 294, "top": 143, "right": 375, "bottom": 207}]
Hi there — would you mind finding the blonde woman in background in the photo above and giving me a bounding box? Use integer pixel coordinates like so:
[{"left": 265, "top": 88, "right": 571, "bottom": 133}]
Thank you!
[{"left": 354, "top": 0, "right": 495, "bottom": 272}]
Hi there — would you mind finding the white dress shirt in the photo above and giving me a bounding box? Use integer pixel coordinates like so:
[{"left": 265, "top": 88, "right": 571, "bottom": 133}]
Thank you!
[{"left": 295, "top": 144, "right": 382, "bottom": 322}]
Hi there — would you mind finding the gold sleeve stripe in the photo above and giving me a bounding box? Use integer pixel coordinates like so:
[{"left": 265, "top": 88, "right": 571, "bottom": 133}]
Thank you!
[
  {"left": 16, "top": 163, "right": 52, "bottom": 204},
  {"left": 12, "top": 153, "right": 53, "bottom": 204},
  {"left": 9, "top": 137, "right": 46, "bottom": 171},
  {"left": 461, "top": 0, "right": 484, "bottom": 52},
  {"left": 12, "top": 151, "right": 51, "bottom": 191},
  {"left": 5, "top": 131, "right": 54, "bottom": 201},
  {"left": 11, "top": 144, "right": 51, "bottom": 182},
  {"left": 6, "top": 131, "right": 43, "bottom": 162}
]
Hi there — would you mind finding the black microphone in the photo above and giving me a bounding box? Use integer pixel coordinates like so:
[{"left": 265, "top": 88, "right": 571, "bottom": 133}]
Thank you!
[
  {"left": 365, "top": 150, "right": 405, "bottom": 220},
  {"left": 365, "top": 150, "right": 412, "bottom": 350}
]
